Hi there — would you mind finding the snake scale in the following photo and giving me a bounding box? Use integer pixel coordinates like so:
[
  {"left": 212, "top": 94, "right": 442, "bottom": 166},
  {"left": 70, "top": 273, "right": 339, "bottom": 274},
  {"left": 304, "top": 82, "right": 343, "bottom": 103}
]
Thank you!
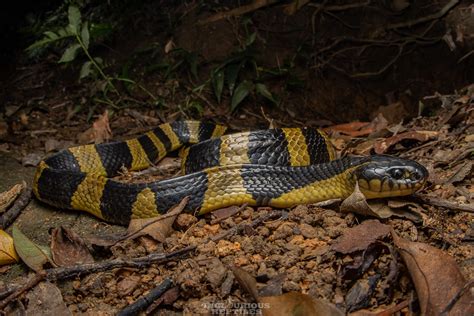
[{"left": 33, "top": 121, "right": 428, "bottom": 225}]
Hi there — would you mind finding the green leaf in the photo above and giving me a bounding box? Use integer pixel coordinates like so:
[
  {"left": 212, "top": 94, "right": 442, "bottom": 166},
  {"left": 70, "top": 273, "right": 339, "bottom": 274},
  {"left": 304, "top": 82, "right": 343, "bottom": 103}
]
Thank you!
[
  {"left": 12, "top": 226, "right": 53, "bottom": 272},
  {"left": 226, "top": 61, "right": 245, "bottom": 95},
  {"left": 212, "top": 69, "right": 225, "bottom": 104},
  {"left": 79, "top": 61, "right": 92, "bottom": 79},
  {"left": 58, "top": 43, "right": 81, "bottom": 63},
  {"left": 245, "top": 32, "right": 257, "bottom": 47},
  {"left": 231, "top": 80, "right": 253, "bottom": 111},
  {"left": 68, "top": 5, "right": 81, "bottom": 34},
  {"left": 81, "top": 21, "right": 89, "bottom": 49},
  {"left": 256, "top": 83, "right": 278, "bottom": 104},
  {"left": 43, "top": 31, "right": 58, "bottom": 40}
]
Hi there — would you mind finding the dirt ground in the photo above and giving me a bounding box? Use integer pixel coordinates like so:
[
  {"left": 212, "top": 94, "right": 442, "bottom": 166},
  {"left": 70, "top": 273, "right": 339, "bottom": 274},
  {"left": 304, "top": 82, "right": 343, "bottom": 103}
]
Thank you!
[{"left": 0, "top": 1, "right": 473, "bottom": 315}]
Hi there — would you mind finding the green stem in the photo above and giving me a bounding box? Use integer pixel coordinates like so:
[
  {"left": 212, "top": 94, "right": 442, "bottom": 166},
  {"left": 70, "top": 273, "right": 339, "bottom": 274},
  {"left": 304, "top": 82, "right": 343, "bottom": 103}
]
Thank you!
[{"left": 75, "top": 34, "right": 120, "bottom": 96}]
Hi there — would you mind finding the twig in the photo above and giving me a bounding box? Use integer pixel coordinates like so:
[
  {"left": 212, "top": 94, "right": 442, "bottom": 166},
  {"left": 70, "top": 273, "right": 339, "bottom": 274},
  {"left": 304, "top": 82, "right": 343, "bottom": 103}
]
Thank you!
[
  {"left": 0, "top": 186, "right": 32, "bottom": 230},
  {"left": 308, "top": 0, "right": 371, "bottom": 12},
  {"left": 415, "top": 194, "right": 474, "bottom": 213},
  {"left": 0, "top": 272, "right": 45, "bottom": 310},
  {"left": 197, "top": 0, "right": 280, "bottom": 25},
  {"left": 0, "top": 210, "right": 285, "bottom": 306},
  {"left": 386, "top": 0, "right": 460, "bottom": 30},
  {"left": 117, "top": 278, "right": 174, "bottom": 316},
  {"left": 440, "top": 278, "right": 474, "bottom": 316}
]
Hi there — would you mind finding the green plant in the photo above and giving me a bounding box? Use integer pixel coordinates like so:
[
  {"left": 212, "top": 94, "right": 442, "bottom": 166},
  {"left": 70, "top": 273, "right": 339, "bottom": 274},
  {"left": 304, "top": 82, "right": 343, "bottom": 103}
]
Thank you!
[
  {"left": 209, "top": 21, "right": 279, "bottom": 111},
  {"left": 26, "top": 5, "right": 116, "bottom": 93}
]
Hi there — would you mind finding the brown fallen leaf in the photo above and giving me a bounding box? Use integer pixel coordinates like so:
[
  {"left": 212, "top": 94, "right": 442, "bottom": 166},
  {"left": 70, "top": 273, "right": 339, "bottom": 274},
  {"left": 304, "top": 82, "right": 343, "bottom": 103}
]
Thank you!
[
  {"left": 392, "top": 231, "right": 474, "bottom": 315},
  {"left": 0, "top": 229, "right": 19, "bottom": 265},
  {"left": 446, "top": 161, "right": 472, "bottom": 184},
  {"left": 77, "top": 109, "right": 112, "bottom": 144},
  {"left": 331, "top": 220, "right": 390, "bottom": 254},
  {"left": 260, "top": 292, "right": 344, "bottom": 316},
  {"left": 345, "top": 275, "right": 379, "bottom": 312},
  {"left": 349, "top": 300, "right": 409, "bottom": 316},
  {"left": 231, "top": 266, "right": 344, "bottom": 316},
  {"left": 0, "top": 182, "right": 26, "bottom": 213},
  {"left": 374, "top": 130, "right": 439, "bottom": 154},
  {"left": 340, "top": 183, "right": 422, "bottom": 222},
  {"left": 51, "top": 226, "right": 94, "bottom": 267},
  {"left": 230, "top": 266, "right": 259, "bottom": 301},
  {"left": 25, "top": 281, "right": 71, "bottom": 316},
  {"left": 126, "top": 196, "right": 188, "bottom": 243},
  {"left": 12, "top": 225, "right": 54, "bottom": 272},
  {"left": 324, "top": 121, "right": 372, "bottom": 137}
]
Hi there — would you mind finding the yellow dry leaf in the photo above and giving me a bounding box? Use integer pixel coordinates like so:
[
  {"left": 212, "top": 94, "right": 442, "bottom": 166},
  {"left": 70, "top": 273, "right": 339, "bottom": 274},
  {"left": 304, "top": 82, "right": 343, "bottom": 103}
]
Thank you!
[{"left": 0, "top": 230, "right": 19, "bottom": 265}]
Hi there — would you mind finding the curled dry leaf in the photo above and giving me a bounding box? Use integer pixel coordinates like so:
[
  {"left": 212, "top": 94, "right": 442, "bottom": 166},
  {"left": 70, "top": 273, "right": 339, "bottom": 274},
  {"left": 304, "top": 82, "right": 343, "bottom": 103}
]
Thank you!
[
  {"left": 51, "top": 226, "right": 94, "bottom": 267},
  {"left": 331, "top": 220, "right": 390, "bottom": 254},
  {"left": 374, "top": 130, "right": 439, "bottom": 154},
  {"left": 77, "top": 109, "right": 112, "bottom": 144},
  {"left": 392, "top": 231, "right": 474, "bottom": 315},
  {"left": 126, "top": 196, "right": 189, "bottom": 243},
  {"left": 0, "top": 229, "right": 19, "bottom": 265},
  {"left": 340, "top": 183, "right": 422, "bottom": 222},
  {"left": 12, "top": 225, "right": 54, "bottom": 272},
  {"left": 0, "top": 182, "right": 25, "bottom": 213}
]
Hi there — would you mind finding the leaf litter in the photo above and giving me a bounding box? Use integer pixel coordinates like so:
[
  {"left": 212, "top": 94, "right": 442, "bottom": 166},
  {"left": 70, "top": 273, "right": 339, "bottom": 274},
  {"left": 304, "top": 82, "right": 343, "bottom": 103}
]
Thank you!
[{"left": 1, "top": 87, "right": 473, "bottom": 314}]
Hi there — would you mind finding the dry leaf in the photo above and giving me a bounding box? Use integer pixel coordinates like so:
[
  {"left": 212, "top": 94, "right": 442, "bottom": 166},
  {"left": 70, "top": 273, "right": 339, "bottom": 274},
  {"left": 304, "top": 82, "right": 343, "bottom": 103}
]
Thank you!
[
  {"left": 331, "top": 220, "right": 390, "bottom": 254},
  {"left": 345, "top": 276, "right": 379, "bottom": 312},
  {"left": 260, "top": 292, "right": 344, "bottom": 316},
  {"left": 51, "top": 226, "right": 94, "bottom": 267},
  {"left": 0, "top": 182, "right": 25, "bottom": 213},
  {"left": 340, "top": 184, "right": 422, "bottom": 222},
  {"left": 231, "top": 266, "right": 344, "bottom": 316},
  {"left": 231, "top": 266, "right": 259, "bottom": 301},
  {"left": 25, "top": 281, "right": 71, "bottom": 316},
  {"left": 0, "top": 229, "right": 19, "bottom": 265},
  {"left": 374, "top": 130, "right": 439, "bottom": 154},
  {"left": 126, "top": 197, "right": 188, "bottom": 243},
  {"left": 392, "top": 231, "right": 474, "bottom": 315},
  {"left": 164, "top": 39, "right": 175, "bottom": 54},
  {"left": 324, "top": 121, "right": 372, "bottom": 137},
  {"left": 12, "top": 225, "right": 54, "bottom": 272},
  {"left": 77, "top": 110, "right": 112, "bottom": 144},
  {"left": 446, "top": 161, "right": 472, "bottom": 184}
]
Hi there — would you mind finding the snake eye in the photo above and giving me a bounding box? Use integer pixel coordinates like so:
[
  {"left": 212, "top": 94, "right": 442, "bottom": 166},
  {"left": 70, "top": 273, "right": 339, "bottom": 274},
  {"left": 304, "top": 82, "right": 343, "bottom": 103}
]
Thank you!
[{"left": 391, "top": 168, "right": 404, "bottom": 179}]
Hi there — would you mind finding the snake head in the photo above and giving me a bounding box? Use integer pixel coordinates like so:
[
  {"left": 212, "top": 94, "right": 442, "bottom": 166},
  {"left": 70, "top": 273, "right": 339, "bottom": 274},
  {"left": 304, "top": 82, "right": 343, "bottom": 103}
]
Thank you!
[{"left": 353, "top": 155, "right": 428, "bottom": 199}]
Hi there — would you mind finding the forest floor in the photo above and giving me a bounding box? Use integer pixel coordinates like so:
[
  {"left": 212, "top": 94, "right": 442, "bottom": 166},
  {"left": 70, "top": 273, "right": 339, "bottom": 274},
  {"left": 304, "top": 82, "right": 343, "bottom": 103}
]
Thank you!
[
  {"left": 0, "top": 1, "right": 473, "bottom": 315},
  {"left": 0, "top": 83, "right": 472, "bottom": 315}
]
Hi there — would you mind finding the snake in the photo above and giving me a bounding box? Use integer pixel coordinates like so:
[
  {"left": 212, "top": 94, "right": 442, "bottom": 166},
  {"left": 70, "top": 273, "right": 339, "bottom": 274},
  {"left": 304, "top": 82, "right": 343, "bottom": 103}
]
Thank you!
[{"left": 33, "top": 121, "right": 428, "bottom": 225}]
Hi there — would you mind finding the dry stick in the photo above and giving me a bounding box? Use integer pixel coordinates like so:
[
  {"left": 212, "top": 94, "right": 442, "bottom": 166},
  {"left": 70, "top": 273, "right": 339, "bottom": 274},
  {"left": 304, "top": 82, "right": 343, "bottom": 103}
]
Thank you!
[
  {"left": 197, "top": 0, "right": 280, "bottom": 25},
  {"left": 116, "top": 278, "right": 174, "bottom": 316},
  {"left": 415, "top": 194, "right": 474, "bottom": 213},
  {"left": 386, "top": 0, "right": 460, "bottom": 30},
  {"left": 0, "top": 187, "right": 32, "bottom": 230},
  {"left": 0, "top": 272, "right": 45, "bottom": 310},
  {"left": 0, "top": 210, "right": 285, "bottom": 309}
]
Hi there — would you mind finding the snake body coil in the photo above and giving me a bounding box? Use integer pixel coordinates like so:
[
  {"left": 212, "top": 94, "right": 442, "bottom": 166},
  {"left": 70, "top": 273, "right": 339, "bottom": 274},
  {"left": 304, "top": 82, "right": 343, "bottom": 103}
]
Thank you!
[{"left": 33, "top": 121, "right": 428, "bottom": 225}]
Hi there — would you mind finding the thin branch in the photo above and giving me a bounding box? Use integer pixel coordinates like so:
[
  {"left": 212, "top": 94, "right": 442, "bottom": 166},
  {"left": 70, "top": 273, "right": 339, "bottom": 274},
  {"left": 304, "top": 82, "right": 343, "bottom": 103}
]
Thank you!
[
  {"left": 117, "top": 278, "right": 174, "bottom": 316},
  {"left": 415, "top": 194, "right": 474, "bottom": 213},
  {"left": 0, "top": 186, "right": 32, "bottom": 230},
  {"left": 197, "top": 0, "right": 280, "bottom": 25},
  {"left": 386, "top": 0, "right": 460, "bottom": 30}
]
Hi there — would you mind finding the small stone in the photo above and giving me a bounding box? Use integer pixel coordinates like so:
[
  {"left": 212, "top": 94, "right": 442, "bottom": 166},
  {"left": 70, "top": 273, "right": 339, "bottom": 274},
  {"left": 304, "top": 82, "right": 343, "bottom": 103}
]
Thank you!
[
  {"left": 299, "top": 223, "right": 317, "bottom": 238},
  {"left": 175, "top": 213, "right": 198, "bottom": 230},
  {"left": 117, "top": 275, "right": 141, "bottom": 297}
]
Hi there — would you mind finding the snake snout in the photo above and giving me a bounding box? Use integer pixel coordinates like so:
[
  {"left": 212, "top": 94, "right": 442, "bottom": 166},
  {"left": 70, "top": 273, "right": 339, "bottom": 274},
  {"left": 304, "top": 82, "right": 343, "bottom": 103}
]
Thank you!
[{"left": 354, "top": 155, "right": 428, "bottom": 199}]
